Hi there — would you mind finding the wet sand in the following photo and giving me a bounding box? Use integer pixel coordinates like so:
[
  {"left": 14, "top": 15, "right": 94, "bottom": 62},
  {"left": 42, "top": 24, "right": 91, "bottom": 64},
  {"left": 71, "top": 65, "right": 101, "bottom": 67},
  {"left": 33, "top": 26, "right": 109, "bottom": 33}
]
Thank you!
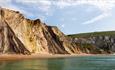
[{"left": 0, "top": 54, "right": 95, "bottom": 61}]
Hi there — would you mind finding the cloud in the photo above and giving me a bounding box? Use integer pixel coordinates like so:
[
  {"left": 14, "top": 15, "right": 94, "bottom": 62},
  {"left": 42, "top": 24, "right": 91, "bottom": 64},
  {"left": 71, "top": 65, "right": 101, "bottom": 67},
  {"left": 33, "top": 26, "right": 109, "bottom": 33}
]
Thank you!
[
  {"left": 57, "top": 23, "right": 65, "bottom": 28},
  {"left": 54, "top": 0, "right": 115, "bottom": 24},
  {"left": 0, "top": 0, "right": 52, "bottom": 15},
  {"left": 80, "top": 1, "right": 115, "bottom": 24},
  {"left": 1, "top": 0, "right": 115, "bottom": 24},
  {"left": 0, "top": 0, "right": 53, "bottom": 21},
  {"left": 0, "top": 0, "right": 11, "bottom": 7},
  {"left": 82, "top": 13, "right": 110, "bottom": 24},
  {"left": 13, "top": 0, "right": 52, "bottom": 12},
  {"left": 55, "top": 0, "right": 115, "bottom": 12},
  {"left": 0, "top": 0, "right": 32, "bottom": 14},
  {"left": 1, "top": 0, "right": 115, "bottom": 14},
  {"left": 61, "top": 24, "right": 65, "bottom": 28}
]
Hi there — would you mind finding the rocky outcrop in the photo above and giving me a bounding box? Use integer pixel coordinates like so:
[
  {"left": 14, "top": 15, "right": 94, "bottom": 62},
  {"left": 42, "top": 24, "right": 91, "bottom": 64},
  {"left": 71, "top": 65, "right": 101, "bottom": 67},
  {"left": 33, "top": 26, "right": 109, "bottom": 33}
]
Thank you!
[
  {"left": 0, "top": 19, "right": 30, "bottom": 54},
  {"left": 71, "top": 36, "right": 115, "bottom": 54},
  {"left": 0, "top": 7, "right": 81, "bottom": 54}
]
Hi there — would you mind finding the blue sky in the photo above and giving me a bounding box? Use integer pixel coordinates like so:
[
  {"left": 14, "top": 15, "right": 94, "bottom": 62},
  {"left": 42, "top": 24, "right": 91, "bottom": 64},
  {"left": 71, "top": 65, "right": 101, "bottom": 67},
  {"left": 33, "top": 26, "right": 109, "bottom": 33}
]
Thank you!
[{"left": 1, "top": 0, "right": 115, "bottom": 34}]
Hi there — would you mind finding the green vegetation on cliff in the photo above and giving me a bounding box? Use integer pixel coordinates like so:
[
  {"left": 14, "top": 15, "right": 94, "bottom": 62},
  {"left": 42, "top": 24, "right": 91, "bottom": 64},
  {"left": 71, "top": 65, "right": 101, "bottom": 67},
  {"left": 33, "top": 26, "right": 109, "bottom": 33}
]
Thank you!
[{"left": 68, "top": 31, "right": 115, "bottom": 38}]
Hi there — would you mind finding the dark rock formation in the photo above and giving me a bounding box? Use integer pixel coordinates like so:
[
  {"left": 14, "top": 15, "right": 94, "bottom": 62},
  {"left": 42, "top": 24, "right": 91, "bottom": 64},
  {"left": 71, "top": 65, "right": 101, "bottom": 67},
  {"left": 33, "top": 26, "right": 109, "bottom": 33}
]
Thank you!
[{"left": 71, "top": 36, "right": 115, "bottom": 54}]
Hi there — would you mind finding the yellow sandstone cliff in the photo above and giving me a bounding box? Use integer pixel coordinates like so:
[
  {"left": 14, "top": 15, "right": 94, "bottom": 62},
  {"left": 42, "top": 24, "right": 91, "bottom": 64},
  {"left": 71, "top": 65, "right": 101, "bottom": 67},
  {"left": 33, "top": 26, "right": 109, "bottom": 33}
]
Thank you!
[{"left": 0, "top": 8, "right": 81, "bottom": 54}]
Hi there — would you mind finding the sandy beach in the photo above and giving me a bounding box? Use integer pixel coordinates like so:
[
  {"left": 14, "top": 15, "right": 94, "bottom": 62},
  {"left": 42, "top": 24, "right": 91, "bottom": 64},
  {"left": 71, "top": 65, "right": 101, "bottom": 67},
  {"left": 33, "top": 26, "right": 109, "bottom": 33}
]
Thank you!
[{"left": 0, "top": 54, "right": 95, "bottom": 61}]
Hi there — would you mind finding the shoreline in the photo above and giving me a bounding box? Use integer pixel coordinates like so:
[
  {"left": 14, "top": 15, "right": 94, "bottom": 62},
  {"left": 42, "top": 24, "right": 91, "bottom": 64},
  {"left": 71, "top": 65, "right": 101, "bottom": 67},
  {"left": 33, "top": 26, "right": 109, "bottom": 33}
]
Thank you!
[{"left": 0, "top": 54, "right": 114, "bottom": 61}]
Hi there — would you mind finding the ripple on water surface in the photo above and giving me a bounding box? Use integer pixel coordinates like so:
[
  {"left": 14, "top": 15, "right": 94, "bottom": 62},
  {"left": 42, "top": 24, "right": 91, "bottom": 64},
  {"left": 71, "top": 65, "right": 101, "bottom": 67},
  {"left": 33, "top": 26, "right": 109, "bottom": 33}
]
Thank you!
[{"left": 0, "top": 55, "right": 115, "bottom": 70}]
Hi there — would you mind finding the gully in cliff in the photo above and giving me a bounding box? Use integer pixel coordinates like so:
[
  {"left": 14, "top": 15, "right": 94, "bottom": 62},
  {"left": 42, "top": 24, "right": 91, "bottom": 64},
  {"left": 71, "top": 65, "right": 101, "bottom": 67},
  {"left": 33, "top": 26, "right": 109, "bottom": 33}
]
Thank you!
[{"left": 0, "top": 7, "right": 81, "bottom": 55}]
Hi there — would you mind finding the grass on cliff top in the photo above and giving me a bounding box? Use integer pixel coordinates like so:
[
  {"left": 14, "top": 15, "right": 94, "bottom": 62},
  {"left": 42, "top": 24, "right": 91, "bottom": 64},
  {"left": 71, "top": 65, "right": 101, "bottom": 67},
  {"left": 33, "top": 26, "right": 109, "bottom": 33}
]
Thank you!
[{"left": 68, "top": 31, "right": 115, "bottom": 38}]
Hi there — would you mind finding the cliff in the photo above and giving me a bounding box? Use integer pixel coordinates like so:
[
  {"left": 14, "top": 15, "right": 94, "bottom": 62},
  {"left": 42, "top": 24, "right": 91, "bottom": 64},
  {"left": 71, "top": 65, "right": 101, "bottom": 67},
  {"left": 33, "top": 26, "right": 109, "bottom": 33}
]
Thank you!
[
  {"left": 0, "top": 19, "right": 30, "bottom": 54},
  {"left": 1, "top": 7, "right": 114, "bottom": 55},
  {"left": 69, "top": 32, "right": 115, "bottom": 54},
  {"left": 0, "top": 7, "right": 81, "bottom": 54}
]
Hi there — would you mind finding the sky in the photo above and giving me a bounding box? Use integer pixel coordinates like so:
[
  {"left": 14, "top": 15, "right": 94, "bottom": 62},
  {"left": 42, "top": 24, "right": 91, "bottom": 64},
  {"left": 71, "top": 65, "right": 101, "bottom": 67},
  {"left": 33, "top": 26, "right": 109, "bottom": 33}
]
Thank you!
[{"left": 1, "top": 0, "right": 115, "bottom": 35}]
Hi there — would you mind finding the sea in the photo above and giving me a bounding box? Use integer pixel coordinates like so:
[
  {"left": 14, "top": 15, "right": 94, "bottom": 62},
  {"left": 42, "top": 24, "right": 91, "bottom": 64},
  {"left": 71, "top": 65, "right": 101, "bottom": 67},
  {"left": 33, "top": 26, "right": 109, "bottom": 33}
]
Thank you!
[{"left": 0, "top": 55, "right": 115, "bottom": 70}]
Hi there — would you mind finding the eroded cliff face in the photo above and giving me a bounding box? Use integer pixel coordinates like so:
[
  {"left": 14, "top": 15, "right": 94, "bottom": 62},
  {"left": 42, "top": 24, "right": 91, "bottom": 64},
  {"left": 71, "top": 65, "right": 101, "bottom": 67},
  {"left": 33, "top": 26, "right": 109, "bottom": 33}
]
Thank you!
[
  {"left": 0, "top": 8, "right": 81, "bottom": 54},
  {"left": 0, "top": 19, "right": 30, "bottom": 54},
  {"left": 71, "top": 36, "right": 115, "bottom": 54}
]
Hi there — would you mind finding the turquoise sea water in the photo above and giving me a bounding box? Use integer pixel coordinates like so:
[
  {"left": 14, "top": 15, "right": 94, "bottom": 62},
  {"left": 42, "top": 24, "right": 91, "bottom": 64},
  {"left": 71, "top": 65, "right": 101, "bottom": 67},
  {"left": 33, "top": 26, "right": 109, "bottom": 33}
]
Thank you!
[{"left": 0, "top": 55, "right": 115, "bottom": 70}]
